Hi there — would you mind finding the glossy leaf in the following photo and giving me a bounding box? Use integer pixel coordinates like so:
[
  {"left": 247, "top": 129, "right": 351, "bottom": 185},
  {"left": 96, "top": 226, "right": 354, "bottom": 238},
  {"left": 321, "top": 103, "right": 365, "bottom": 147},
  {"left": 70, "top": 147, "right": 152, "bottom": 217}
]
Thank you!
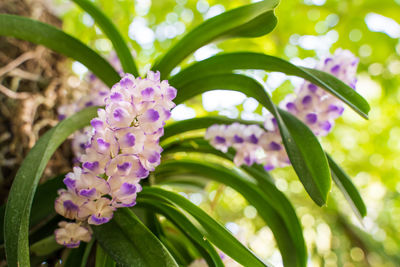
[
  {"left": 170, "top": 73, "right": 331, "bottom": 206},
  {"left": 327, "top": 154, "right": 367, "bottom": 218},
  {"left": 170, "top": 52, "right": 370, "bottom": 119},
  {"left": 96, "top": 244, "right": 116, "bottom": 267},
  {"left": 152, "top": 0, "right": 278, "bottom": 77},
  {"left": 137, "top": 199, "right": 224, "bottom": 267},
  {"left": 4, "top": 106, "right": 98, "bottom": 267},
  {"left": 93, "top": 208, "right": 178, "bottom": 267},
  {"left": 0, "top": 14, "right": 120, "bottom": 87},
  {"left": 30, "top": 235, "right": 62, "bottom": 256},
  {"left": 155, "top": 159, "right": 304, "bottom": 266},
  {"left": 162, "top": 137, "right": 306, "bottom": 265},
  {"left": 72, "top": 0, "right": 138, "bottom": 76},
  {"left": 141, "top": 187, "right": 271, "bottom": 267}
]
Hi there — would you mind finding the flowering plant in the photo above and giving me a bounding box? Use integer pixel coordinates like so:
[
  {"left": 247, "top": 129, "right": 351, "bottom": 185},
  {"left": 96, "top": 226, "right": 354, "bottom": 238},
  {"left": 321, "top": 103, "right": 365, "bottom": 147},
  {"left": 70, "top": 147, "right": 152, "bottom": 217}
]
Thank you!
[{"left": 0, "top": 0, "right": 370, "bottom": 266}]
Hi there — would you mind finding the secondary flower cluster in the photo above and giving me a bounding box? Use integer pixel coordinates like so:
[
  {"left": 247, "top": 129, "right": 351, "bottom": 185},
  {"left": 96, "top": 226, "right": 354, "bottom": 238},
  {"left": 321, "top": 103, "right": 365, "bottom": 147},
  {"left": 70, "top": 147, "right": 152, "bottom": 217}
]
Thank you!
[
  {"left": 206, "top": 49, "right": 359, "bottom": 170},
  {"left": 205, "top": 120, "right": 290, "bottom": 171},
  {"left": 54, "top": 71, "right": 177, "bottom": 248},
  {"left": 281, "top": 48, "right": 359, "bottom": 136}
]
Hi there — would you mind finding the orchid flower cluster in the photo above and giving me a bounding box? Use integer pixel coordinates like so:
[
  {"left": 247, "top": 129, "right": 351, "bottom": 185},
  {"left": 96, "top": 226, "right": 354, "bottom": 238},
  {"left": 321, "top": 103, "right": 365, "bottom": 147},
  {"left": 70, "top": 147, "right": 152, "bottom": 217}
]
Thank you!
[
  {"left": 205, "top": 121, "right": 290, "bottom": 171},
  {"left": 54, "top": 71, "right": 177, "bottom": 248},
  {"left": 205, "top": 49, "right": 359, "bottom": 170}
]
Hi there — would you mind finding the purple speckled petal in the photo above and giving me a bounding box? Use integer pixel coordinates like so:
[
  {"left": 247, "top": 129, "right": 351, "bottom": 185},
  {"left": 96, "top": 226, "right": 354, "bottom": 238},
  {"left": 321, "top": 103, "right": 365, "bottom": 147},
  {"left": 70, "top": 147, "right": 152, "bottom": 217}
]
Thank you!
[
  {"left": 320, "top": 121, "right": 332, "bottom": 131},
  {"left": 90, "top": 215, "right": 110, "bottom": 225},
  {"left": 249, "top": 134, "right": 258, "bottom": 144},
  {"left": 306, "top": 113, "right": 318, "bottom": 124},
  {"left": 244, "top": 156, "right": 252, "bottom": 166},
  {"left": 97, "top": 138, "right": 110, "bottom": 150},
  {"left": 233, "top": 135, "right": 244, "bottom": 143},
  {"left": 90, "top": 118, "right": 103, "bottom": 129},
  {"left": 120, "top": 77, "right": 133, "bottom": 87},
  {"left": 117, "top": 162, "right": 132, "bottom": 171},
  {"left": 302, "top": 95, "right": 312, "bottom": 105},
  {"left": 83, "top": 161, "right": 99, "bottom": 171},
  {"left": 331, "top": 64, "right": 340, "bottom": 73},
  {"left": 79, "top": 188, "right": 96, "bottom": 198},
  {"left": 269, "top": 141, "right": 282, "bottom": 151},
  {"left": 146, "top": 109, "right": 160, "bottom": 122},
  {"left": 264, "top": 164, "right": 275, "bottom": 171},
  {"left": 136, "top": 162, "right": 149, "bottom": 178},
  {"left": 124, "top": 133, "right": 136, "bottom": 147},
  {"left": 120, "top": 183, "right": 137, "bottom": 195},
  {"left": 148, "top": 152, "right": 160, "bottom": 164},
  {"left": 65, "top": 241, "right": 80, "bottom": 248},
  {"left": 63, "top": 177, "right": 76, "bottom": 190},
  {"left": 141, "top": 87, "right": 155, "bottom": 97},
  {"left": 110, "top": 92, "right": 123, "bottom": 101},
  {"left": 308, "top": 83, "right": 318, "bottom": 93},
  {"left": 63, "top": 200, "right": 79, "bottom": 211},
  {"left": 214, "top": 136, "right": 226, "bottom": 144},
  {"left": 286, "top": 102, "right": 297, "bottom": 111}
]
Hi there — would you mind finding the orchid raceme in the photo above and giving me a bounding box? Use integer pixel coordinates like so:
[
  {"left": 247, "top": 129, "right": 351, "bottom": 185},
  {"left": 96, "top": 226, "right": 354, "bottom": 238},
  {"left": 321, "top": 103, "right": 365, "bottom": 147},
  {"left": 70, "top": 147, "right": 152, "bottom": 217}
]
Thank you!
[
  {"left": 281, "top": 49, "right": 359, "bottom": 136},
  {"left": 54, "top": 71, "right": 177, "bottom": 247},
  {"left": 206, "top": 49, "right": 358, "bottom": 169},
  {"left": 204, "top": 121, "right": 290, "bottom": 171}
]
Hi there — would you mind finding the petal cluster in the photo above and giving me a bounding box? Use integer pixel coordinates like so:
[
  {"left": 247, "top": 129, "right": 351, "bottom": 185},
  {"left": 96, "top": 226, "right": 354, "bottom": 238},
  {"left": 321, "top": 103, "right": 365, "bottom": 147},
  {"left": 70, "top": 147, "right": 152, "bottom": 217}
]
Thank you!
[
  {"left": 281, "top": 48, "right": 359, "bottom": 136},
  {"left": 55, "top": 71, "right": 177, "bottom": 247},
  {"left": 205, "top": 49, "right": 358, "bottom": 169},
  {"left": 205, "top": 120, "right": 290, "bottom": 171}
]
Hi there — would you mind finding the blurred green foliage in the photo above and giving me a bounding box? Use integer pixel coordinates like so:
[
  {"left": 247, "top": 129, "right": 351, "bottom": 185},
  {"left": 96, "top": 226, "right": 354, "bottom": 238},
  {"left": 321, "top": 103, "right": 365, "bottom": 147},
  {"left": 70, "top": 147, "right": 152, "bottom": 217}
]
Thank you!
[{"left": 56, "top": 0, "right": 400, "bottom": 266}]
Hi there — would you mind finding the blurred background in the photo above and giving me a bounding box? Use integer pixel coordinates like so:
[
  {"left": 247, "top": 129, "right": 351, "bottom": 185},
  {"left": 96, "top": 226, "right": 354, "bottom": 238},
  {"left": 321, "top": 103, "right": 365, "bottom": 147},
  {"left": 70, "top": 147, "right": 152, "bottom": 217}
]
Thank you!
[{"left": 2, "top": 0, "right": 400, "bottom": 266}]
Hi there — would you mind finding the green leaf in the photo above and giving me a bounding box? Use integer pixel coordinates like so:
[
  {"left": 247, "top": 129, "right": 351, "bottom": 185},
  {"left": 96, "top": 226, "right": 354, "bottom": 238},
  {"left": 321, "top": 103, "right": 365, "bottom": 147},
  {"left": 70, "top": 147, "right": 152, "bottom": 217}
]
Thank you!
[
  {"left": 152, "top": 0, "right": 278, "bottom": 77},
  {"left": 327, "top": 154, "right": 367, "bottom": 218},
  {"left": 170, "top": 73, "right": 331, "bottom": 206},
  {"left": 136, "top": 199, "right": 224, "bottom": 267},
  {"left": 81, "top": 239, "right": 95, "bottom": 267},
  {"left": 96, "top": 244, "right": 116, "bottom": 267},
  {"left": 0, "top": 14, "right": 120, "bottom": 87},
  {"left": 0, "top": 175, "right": 63, "bottom": 246},
  {"left": 4, "top": 106, "right": 98, "bottom": 267},
  {"left": 93, "top": 208, "right": 178, "bottom": 267},
  {"left": 72, "top": 0, "right": 138, "bottom": 76},
  {"left": 161, "top": 136, "right": 306, "bottom": 266},
  {"left": 170, "top": 52, "right": 370, "bottom": 119},
  {"left": 140, "top": 187, "right": 271, "bottom": 267},
  {"left": 155, "top": 159, "right": 305, "bottom": 266},
  {"left": 30, "top": 235, "right": 62, "bottom": 256},
  {"left": 64, "top": 242, "right": 88, "bottom": 267}
]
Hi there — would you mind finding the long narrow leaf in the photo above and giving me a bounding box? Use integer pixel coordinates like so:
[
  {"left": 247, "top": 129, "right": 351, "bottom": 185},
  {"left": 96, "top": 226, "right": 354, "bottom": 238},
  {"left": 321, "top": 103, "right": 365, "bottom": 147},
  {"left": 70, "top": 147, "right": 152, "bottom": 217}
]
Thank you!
[
  {"left": 170, "top": 52, "right": 370, "bottom": 119},
  {"left": 72, "top": 0, "right": 138, "bottom": 76},
  {"left": 154, "top": 160, "right": 304, "bottom": 267},
  {"left": 4, "top": 106, "right": 98, "bottom": 267},
  {"left": 93, "top": 208, "right": 178, "bottom": 267},
  {"left": 161, "top": 137, "right": 306, "bottom": 264},
  {"left": 137, "top": 199, "right": 224, "bottom": 267},
  {"left": 0, "top": 14, "right": 120, "bottom": 87},
  {"left": 170, "top": 73, "right": 331, "bottom": 206},
  {"left": 327, "top": 154, "right": 367, "bottom": 218},
  {"left": 141, "top": 187, "right": 271, "bottom": 267},
  {"left": 96, "top": 244, "right": 116, "bottom": 267},
  {"left": 152, "top": 0, "right": 278, "bottom": 77}
]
